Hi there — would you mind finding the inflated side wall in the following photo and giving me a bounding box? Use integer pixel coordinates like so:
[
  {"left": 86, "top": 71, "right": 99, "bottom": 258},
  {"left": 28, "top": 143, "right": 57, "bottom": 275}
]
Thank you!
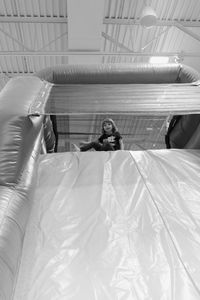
[
  {"left": 0, "top": 77, "right": 49, "bottom": 300},
  {"left": 165, "top": 114, "right": 200, "bottom": 148}
]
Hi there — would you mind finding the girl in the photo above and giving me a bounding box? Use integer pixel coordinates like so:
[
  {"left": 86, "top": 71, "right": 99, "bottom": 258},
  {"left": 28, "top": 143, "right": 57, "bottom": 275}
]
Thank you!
[{"left": 73, "top": 118, "right": 124, "bottom": 151}]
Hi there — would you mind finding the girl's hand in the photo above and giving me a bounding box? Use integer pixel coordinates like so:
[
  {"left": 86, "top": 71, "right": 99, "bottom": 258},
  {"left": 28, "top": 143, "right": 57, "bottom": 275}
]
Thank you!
[
  {"left": 119, "top": 139, "right": 124, "bottom": 150},
  {"left": 103, "top": 139, "right": 108, "bottom": 144}
]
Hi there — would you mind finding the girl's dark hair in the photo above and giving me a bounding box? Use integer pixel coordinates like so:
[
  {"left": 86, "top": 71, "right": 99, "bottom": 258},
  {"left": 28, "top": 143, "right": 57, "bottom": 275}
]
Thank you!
[{"left": 101, "top": 118, "right": 118, "bottom": 134}]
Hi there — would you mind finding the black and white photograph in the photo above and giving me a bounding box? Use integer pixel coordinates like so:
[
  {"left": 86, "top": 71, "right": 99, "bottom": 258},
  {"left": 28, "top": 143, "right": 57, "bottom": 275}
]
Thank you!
[{"left": 1, "top": 1, "right": 200, "bottom": 299}]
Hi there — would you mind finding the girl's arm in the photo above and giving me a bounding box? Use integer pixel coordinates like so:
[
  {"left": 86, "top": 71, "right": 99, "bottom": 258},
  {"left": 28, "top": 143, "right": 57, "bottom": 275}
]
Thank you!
[{"left": 119, "top": 138, "right": 124, "bottom": 150}]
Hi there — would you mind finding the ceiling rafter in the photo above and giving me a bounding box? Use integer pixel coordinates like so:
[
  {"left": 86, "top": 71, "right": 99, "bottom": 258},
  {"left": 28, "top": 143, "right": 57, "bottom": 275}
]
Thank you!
[
  {"left": 37, "top": 30, "right": 68, "bottom": 51},
  {"left": 104, "top": 18, "right": 200, "bottom": 27},
  {"left": 0, "top": 16, "right": 67, "bottom": 23},
  {"left": 102, "top": 32, "right": 133, "bottom": 52},
  {"left": 0, "top": 51, "right": 199, "bottom": 58},
  {"left": 104, "top": 19, "right": 200, "bottom": 46},
  {"left": 0, "top": 26, "right": 33, "bottom": 51},
  {"left": 141, "top": 27, "right": 171, "bottom": 51},
  {"left": 175, "top": 22, "right": 200, "bottom": 43},
  {"left": 1, "top": 17, "right": 200, "bottom": 29}
]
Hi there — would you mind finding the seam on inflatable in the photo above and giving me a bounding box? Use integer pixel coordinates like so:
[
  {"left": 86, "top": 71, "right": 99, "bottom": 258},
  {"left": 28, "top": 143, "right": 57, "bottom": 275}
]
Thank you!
[
  {"left": 0, "top": 186, "right": 28, "bottom": 237},
  {"left": 0, "top": 254, "right": 14, "bottom": 276},
  {"left": 11, "top": 239, "right": 25, "bottom": 300},
  {"left": 176, "top": 64, "right": 182, "bottom": 82},
  {"left": 0, "top": 186, "right": 16, "bottom": 230},
  {"left": 7, "top": 215, "right": 25, "bottom": 238}
]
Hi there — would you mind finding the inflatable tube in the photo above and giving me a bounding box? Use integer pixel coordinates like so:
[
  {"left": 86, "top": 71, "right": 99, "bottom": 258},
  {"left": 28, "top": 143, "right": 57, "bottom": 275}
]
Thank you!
[
  {"left": 165, "top": 114, "right": 200, "bottom": 149},
  {"left": 35, "top": 63, "right": 200, "bottom": 84},
  {"left": 0, "top": 63, "right": 200, "bottom": 299},
  {"left": 0, "top": 77, "right": 47, "bottom": 299}
]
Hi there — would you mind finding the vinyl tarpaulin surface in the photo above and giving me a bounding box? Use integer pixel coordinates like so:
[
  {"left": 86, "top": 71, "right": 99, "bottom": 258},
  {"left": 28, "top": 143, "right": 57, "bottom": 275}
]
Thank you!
[
  {"left": 14, "top": 150, "right": 200, "bottom": 300},
  {"left": 29, "top": 83, "right": 200, "bottom": 116}
]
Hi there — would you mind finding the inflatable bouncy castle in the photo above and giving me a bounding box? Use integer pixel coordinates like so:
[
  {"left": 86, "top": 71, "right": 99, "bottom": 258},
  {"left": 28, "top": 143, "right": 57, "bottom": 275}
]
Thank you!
[{"left": 1, "top": 63, "right": 200, "bottom": 300}]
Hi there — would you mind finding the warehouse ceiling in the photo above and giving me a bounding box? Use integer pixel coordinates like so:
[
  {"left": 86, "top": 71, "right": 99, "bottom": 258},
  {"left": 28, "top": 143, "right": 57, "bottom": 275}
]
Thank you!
[{"left": 1, "top": 0, "right": 200, "bottom": 151}]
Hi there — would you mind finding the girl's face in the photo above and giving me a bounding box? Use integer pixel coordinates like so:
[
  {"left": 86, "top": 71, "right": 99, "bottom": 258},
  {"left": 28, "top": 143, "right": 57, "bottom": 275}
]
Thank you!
[{"left": 103, "top": 122, "right": 113, "bottom": 133}]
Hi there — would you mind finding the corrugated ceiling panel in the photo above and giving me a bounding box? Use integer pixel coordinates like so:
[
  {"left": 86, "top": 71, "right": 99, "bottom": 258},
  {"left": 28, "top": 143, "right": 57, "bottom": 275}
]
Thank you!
[
  {"left": 153, "top": 0, "right": 199, "bottom": 21},
  {"left": 1, "top": 0, "right": 200, "bottom": 88},
  {"left": 0, "top": 0, "right": 67, "bottom": 18},
  {"left": 0, "top": 0, "right": 68, "bottom": 76},
  {"left": 103, "top": 0, "right": 200, "bottom": 65},
  {"left": 1, "top": 0, "right": 200, "bottom": 76},
  {"left": 104, "top": 0, "right": 143, "bottom": 19}
]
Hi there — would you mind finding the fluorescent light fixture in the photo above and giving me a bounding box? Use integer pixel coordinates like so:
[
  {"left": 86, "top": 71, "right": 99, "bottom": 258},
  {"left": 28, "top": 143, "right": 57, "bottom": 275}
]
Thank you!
[{"left": 149, "top": 56, "right": 169, "bottom": 64}]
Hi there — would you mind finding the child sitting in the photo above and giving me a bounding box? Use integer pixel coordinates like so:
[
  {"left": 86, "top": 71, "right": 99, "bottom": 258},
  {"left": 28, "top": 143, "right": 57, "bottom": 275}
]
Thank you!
[{"left": 72, "top": 118, "right": 124, "bottom": 151}]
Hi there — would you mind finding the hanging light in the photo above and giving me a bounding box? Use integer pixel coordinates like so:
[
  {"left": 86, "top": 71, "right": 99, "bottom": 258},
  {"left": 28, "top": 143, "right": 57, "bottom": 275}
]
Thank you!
[{"left": 140, "top": 6, "right": 157, "bottom": 28}]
